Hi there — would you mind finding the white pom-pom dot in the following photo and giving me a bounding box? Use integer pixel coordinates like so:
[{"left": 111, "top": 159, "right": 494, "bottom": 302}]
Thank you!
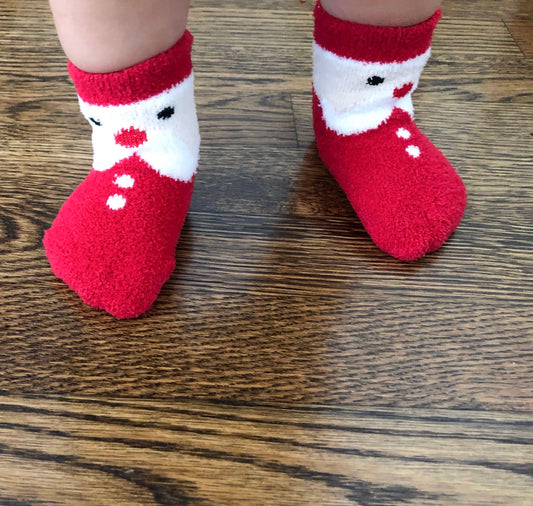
[
  {"left": 107, "top": 194, "right": 126, "bottom": 210},
  {"left": 396, "top": 128, "right": 411, "bottom": 139},
  {"left": 406, "top": 145, "right": 421, "bottom": 158},
  {"left": 114, "top": 174, "right": 135, "bottom": 189}
]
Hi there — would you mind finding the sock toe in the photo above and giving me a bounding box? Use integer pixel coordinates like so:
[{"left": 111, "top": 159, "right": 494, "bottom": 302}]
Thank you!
[
  {"left": 44, "top": 158, "right": 193, "bottom": 318},
  {"left": 360, "top": 162, "right": 467, "bottom": 261}
]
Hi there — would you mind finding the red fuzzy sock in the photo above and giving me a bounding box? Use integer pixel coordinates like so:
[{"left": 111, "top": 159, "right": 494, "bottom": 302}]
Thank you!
[
  {"left": 44, "top": 32, "right": 200, "bottom": 318},
  {"left": 313, "top": 2, "right": 467, "bottom": 261}
]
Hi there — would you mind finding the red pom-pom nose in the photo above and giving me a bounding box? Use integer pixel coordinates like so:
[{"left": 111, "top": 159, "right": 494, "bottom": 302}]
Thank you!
[{"left": 114, "top": 127, "right": 148, "bottom": 148}]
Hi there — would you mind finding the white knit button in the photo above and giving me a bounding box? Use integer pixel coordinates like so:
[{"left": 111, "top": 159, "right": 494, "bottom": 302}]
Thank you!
[
  {"left": 396, "top": 128, "right": 411, "bottom": 139},
  {"left": 107, "top": 194, "right": 126, "bottom": 210},
  {"left": 406, "top": 145, "right": 421, "bottom": 158},
  {"left": 114, "top": 174, "right": 135, "bottom": 189}
]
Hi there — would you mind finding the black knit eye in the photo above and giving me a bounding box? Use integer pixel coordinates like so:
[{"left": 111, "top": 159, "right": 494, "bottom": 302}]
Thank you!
[
  {"left": 157, "top": 106, "right": 175, "bottom": 120},
  {"left": 367, "top": 76, "right": 385, "bottom": 86},
  {"left": 89, "top": 117, "right": 102, "bottom": 126}
]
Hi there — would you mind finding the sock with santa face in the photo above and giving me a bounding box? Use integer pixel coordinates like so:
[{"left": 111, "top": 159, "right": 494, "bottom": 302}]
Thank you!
[
  {"left": 313, "top": 2, "right": 466, "bottom": 261},
  {"left": 44, "top": 32, "right": 200, "bottom": 319}
]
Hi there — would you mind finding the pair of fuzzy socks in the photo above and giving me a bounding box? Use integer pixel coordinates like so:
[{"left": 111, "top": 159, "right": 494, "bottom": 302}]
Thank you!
[{"left": 44, "top": 2, "right": 466, "bottom": 318}]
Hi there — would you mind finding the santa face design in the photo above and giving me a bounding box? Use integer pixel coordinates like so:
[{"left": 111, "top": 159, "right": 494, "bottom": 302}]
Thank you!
[
  {"left": 313, "top": 42, "right": 431, "bottom": 135},
  {"left": 78, "top": 73, "right": 200, "bottom": 182}
]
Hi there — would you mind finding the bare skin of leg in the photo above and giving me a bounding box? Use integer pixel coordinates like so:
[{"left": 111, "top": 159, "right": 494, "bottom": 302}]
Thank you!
[
  {"left": 321, "top": 0, "right": 442, "bottom": 26},
  {"left": 49, "top": 0, "right": 190, "bottom": 73}
]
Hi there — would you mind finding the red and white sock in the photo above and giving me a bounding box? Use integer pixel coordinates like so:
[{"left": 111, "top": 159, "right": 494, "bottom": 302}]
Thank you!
[
  {"left": 313, "top": 2, "right": 467, "bottom": 261},
  {"left": 44, "top": 32, "right": 200, "bottom": 318}
]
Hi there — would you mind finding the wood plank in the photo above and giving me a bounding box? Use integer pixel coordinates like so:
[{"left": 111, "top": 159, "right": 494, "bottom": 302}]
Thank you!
[
  {"left": 192, "top": 0, "right": 315, "bottom": 12},
  {"left": 503, "top": 16, "right": 533, "bottom": 59},
  {"left": 1, "top": 275, "right": 531, "bottom": 409},
  {"left": 501, "top": 0, "right": 533, "bottom": 58},
  {"left": 0, "top": 395, "right": 531, "bottom": 505}
]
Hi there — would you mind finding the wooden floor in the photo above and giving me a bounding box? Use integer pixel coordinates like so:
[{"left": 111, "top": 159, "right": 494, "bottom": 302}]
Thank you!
[{"left": 1, "top": 0, "right": 532, "bottom": 504}]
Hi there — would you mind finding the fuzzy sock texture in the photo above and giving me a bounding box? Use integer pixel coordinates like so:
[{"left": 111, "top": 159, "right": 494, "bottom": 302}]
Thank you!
[
  {"left": 313, "top": 1, "right": 466, "bottom": 261},
  {"left": 44, "top": 32, "right": 200, "bottom": 318}
]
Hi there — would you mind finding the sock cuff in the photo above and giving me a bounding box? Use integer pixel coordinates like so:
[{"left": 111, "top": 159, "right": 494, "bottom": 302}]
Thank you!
[
  {"left": 68, "top": 30, "right": 194, "bottom": 106},
  {"left": 313, "top": 1, "right": 441, "bottom": 63}
]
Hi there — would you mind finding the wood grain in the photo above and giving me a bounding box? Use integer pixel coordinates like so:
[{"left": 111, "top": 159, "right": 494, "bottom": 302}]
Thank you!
[
  {"left": 0, "top": 395, "right": 532, "bottom": 505},
  {"left": 501, "top": 0, "right": 533, "bottom": 58},
  {"left": 0, "top": 0, "right": 532, "bottom": 404},
  {"left": 1, "top": 0, "right": 532, "bottom": 405},
  {"left": 0, "top": 0, "right": 532, "bottom": 502}
]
